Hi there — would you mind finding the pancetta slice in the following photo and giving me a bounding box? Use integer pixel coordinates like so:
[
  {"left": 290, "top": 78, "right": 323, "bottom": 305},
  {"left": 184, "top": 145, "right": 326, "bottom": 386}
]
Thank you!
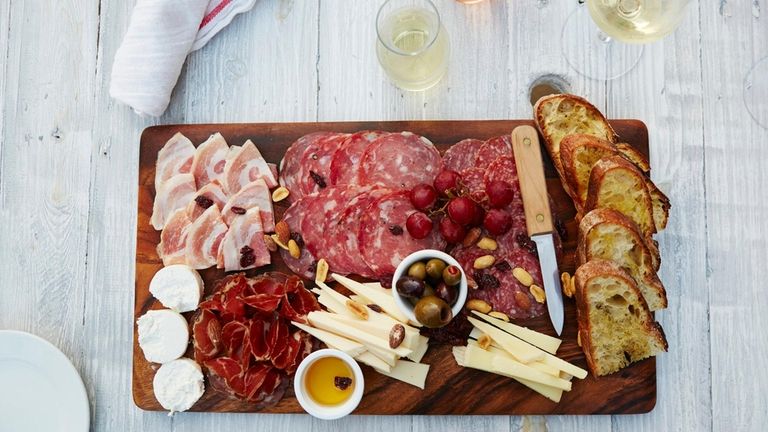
[
  {"left": 222, "top": 140, "right": 278, "bottom": 194},
  {"left": 221, "top": 179, "right": 275, "bottom": 232},
  {"left": 191, "top": 133, "right": 229, "bottom": 188},
  {"left": 185, "top": 205, "right": 229, "bottom": 269},
  {"left": 186, "top": 179, "right": 229, "bottom": 221},
  {"left": 155, "top": 132, "right": 195, "bottom": 189},
  {"left": 150, "top": 173, "right": 197, "bottom": 230},
  {"left": 217, "top": 207, "right": 272, "bottom": 272},
  {"left": 157, "top": 208, "right": 193, "bottom": 265}
]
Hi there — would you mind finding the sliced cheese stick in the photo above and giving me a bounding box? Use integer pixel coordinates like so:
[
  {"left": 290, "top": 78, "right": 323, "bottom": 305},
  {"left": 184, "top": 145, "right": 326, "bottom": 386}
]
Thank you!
[
  {"left": 407, "top": 335, "right": 429, "bottom": 363},
  {"left": 307, "top": 311, "right": 413, "bottom": 358},
  {"left": 331, "top": 274, "right": 417, "bottom": 326},
  {"left": 137, "top": 309, "right": 189, "bottom": 364},
  {"left": 491, "top": 355, "right": 572, "bottom": 391},
  {"left": 468, "top": 317, "right": 544, "bottom": 363},
  {"left": 374, "top": 360, "right": 430, "bottom": 389},
  {"left": 329, "top": 313, "right": 421, "bottom": 350},
  {"left": 471, "top": 311, "right": 562, "bottom": 354},
  {"left": 467, "top": 340, "right": 561, "bottom": 377},
  {"left": 354, "top": 351, "right": 393, "bottom": 372},
  {"left": 153, "top": 358, "right": 204, "bottom": 414},
  {"left": 291, "top": 322, "right": 366, "bottom": 357},
  {"left": 149, "top": 265, "right": 203, "bottom": 312}
]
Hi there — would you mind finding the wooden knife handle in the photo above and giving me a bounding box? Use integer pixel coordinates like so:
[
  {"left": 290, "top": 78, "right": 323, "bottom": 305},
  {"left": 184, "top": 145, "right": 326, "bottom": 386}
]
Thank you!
[{"left": 511, "top": 125, "right": 554, "bottom": 236}]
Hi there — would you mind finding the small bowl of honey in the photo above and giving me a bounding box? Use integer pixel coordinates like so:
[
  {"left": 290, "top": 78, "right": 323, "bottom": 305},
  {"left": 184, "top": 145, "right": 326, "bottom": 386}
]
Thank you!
[{"left": 294, "top": 348, "right": 364, "bottom": 420}]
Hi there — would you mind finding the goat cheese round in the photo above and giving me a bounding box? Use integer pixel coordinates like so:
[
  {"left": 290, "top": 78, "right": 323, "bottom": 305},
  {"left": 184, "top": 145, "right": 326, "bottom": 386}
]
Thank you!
[
  {"left": 153, "top": 358, "right": 204, "bottom": 414},
  {"left": 137, "top": 309, "right": 189, "bottom": 364},
  {"left": 149, "top": 265, "right": 203, "bottom": 312}
]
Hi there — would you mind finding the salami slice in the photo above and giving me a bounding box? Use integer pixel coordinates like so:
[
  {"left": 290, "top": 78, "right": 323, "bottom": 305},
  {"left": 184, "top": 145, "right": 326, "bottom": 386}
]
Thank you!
[
  {"left": 443, "top": 138, "right": 484, "bottom": 172},
  {"left": 483, "top": 155, "right": 520, "bottom": 193},
  {"left": 358, "top": 132, "right": 443, "bottom": 190},
  {"left": 296, "top": 133, "right": 349, "bottom": 196},
  {"left": 279, "top": 132, "right": 336, "bottom": 202},
  {"left": 279, "top": 197, "right": 318, "bottom": 280},
  {"left": 474, "top": 135, "right": 512, "bottom": 167},
  {"left": 459, "top": 167, "right": 487, "bottom": 202},
  {"left": 329, "top": 131, "right": 388, "bottom": 185},
  {"left": 358, "top": 191, "right": 446, "bottom": 278}
]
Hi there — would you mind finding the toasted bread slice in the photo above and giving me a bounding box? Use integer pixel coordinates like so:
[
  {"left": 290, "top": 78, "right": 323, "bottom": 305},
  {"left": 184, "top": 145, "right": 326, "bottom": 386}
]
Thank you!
[
  {"left": 615, "top": 143, "right": 650, "bottom": 174},
  {"left": 647, "top": 180, "right": 671, "bottom": 231},
  {"left": 577, "top": 209, "right": 666, "bottom": 311},
  {"left": 559, "top": 134, "right": 617, "bottom": 213},
  {"left": 575, "top": 259, "right": 668, "bottom": 376},
  {"left": 585, "top": 156, "right": 657, "bottom": 237},
  {"left": 533, "top": 94, "right": 617, "bottom": 181}
]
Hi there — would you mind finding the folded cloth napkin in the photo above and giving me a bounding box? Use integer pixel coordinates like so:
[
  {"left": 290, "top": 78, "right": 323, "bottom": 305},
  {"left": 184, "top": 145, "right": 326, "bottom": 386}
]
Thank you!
[{"left": 110, "top": 0, "right": 257, "bottom": 117}]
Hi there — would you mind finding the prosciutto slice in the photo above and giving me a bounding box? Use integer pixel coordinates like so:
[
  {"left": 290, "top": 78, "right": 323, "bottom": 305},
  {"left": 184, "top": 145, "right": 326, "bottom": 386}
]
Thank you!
[
  {"left": 155, "top": 132, "right": 195, "bottom": 189},
  {"left": 186, "top": 179, "right": 229, "bottom": 221},
  {"left": 185, "top": 205, "right": 229, "bottom": 269},
  {"left": 221, "top": 179, "right": 274, "bottom": 232},
  {"left": 191, "top": 133, "right": 229, "bottom": 188},
  {"left": 157, "top": 208, "right": 193, "bottom": 265},
  {"left": 222, "top": 140, "right": 278, "bottom": 194},
  {"left": 150, "top": 173, "right": 196, "bottom": 230},
  {"left": 218, "top": 207, "right": 271, "bottom": 271}
]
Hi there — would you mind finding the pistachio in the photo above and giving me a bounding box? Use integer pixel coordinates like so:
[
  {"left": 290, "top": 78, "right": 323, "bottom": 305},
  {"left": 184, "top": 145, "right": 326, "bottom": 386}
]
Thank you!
[
  {"left": 473, "top": 255, "right": 496, "bottom": 270},
  {"left": 530, "top": 284, "right": 546, "bottom": 303},
  {"left": 315, "top": 258, "right": 329, "bottom": 283},
  {"left": 477, "top": 333, "right": 492, "bottom": 350},
  {"left": 466, "top": 299, "right": 492, "bottom": 314},
  {"left": 462, "top": 227, "right": 482, "bottom": 247},
  {"left": 263, "top": 234, "right": 278, "bottom": 252},
  {"left": 345, "top": 299, "right": 369, "bottom": 320},
  {"left": 389, "top": 324, "right": 405, "bottom": 348},
  {"left": 288, "top": 239, "right": 301, "bottom": 259},
  {"left": 476, "top": 237, "right": 498, "bottom": 251},
  {"left": 488, "top": 311, "right": 510, "bottom": 322},
  {"left": 271, "top": 186, "right": 290, "bottom": 202},
  {"left": 275, "top": 220, "right": 291, "bottom": 244},
  {"left": 512, "top": 267, "right": 534, "bottom": 287}
]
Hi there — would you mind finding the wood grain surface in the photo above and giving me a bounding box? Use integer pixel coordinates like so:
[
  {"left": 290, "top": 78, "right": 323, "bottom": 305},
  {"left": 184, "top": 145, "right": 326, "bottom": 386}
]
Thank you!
[{"left": 134, "top": 119, "right": 655, "bottom": 415}]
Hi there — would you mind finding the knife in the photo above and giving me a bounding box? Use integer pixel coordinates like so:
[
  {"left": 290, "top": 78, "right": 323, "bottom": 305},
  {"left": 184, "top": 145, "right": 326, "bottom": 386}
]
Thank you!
[{"left": 510, "top": 125, "right": 565, "bottom": 336}]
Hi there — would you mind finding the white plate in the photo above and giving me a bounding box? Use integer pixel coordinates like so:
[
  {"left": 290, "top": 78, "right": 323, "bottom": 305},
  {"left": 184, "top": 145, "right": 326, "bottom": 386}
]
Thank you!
[{"left": 0, "top": 330, "right": 90, "bottom": 432}]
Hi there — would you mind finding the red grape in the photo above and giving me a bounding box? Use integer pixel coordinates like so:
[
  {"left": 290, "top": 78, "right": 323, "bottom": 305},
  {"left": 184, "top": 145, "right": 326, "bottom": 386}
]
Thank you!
[
  {"left": 438, "top": 216, "right": 466, "bottom": 244},
  {"left": 406, "top": 212, "right": 433, "bottom": 239},
  {"left": 409, "top": 184, "right": 438, "bottom": 211},
  {"left": 483, "top": 209, "right": 512, "bottom": 235},
  {"left": 433, "top": 170, "right": 461, "bottom": 197},
  {"left": 486, "top": 180, "right": 515, "bottom": 208},
  {"left": 447, "top": 197, "right": 479, "bottom": 226}
]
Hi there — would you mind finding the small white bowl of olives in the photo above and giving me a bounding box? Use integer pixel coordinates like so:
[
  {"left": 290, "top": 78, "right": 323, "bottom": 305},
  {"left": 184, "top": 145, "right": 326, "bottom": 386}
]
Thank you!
[{"left": 391, "top": 249, "right": 468, "bottom": 328}]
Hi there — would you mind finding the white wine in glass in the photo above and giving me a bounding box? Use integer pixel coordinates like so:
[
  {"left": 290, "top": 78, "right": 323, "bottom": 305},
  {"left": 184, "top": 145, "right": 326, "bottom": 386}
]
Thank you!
[{"left": 587, "top": 0, "right": 690, "bottom": 43}]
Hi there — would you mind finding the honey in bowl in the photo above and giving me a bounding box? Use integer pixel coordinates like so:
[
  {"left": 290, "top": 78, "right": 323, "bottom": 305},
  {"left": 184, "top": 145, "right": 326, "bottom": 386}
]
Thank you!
[{"left": 304, "top": 356, "right": 355, "bottom": 406}]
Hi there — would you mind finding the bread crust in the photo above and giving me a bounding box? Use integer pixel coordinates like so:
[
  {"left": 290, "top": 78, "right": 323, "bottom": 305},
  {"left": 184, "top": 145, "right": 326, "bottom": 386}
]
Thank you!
[
  {"left": 615, "top": 143, "right": 651, "bottom": 173},
  {"left": 559, "top": 134, "right": 617, "bottom": 215}
]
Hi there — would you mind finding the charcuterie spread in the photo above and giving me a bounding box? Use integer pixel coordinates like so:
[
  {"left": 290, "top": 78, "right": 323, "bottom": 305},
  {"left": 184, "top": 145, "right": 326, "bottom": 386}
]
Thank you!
[{"left": 135, "top": 107, "right": 670, "bottom": 415}]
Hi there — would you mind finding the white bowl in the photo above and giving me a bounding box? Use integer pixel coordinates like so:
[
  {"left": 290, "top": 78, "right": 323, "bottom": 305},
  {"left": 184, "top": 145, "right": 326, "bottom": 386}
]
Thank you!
[
  {"left": 391, "top": 249, "right": 468, "bottom": 325},
  {"left": 293, "top": 349, "right": 364, "bottom": 420}
]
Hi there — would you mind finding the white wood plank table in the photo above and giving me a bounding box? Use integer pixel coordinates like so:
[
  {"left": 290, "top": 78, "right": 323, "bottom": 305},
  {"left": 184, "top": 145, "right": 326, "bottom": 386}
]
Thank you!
[{"left": 0, "top": 0, "right": 766, "bottom": 430}]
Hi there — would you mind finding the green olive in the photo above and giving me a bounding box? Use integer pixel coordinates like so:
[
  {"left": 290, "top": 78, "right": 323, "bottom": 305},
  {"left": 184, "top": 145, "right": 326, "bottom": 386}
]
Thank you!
[
  {"left": 395, "top": 276, "right": 424, "bottom": 299},
  {"left": 413, "top": 295, "right": 453, "bottom": 328},
  {"left": 425, "top": 258, "right": 447, "bottom": 281},
  {"left": 407, "top": 262, "right": 427, "bottom": 280},
  {"left": 442, "top": 265, "right": 462, "bottom": 286}
]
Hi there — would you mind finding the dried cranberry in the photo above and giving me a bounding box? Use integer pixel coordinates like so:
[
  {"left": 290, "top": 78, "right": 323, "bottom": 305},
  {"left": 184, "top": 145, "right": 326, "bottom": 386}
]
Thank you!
[
  {"left": 555, "top": 217, "right": 568, "bottom": 241},
  {"left": 240, "top": 245, "right": 256, "bottom": 267},
  {"left": 194, "top": 195, "right": 214, "bottom": 209},
  {"left": 290, "top": 232, "right": 304, "bottom": 247},
  {"left": 368, "top": 304, "right": 383, "bottom": 313},
  {"left": 473, "top": 270, "right": 500, "bottom": 290},
  {"left": 494, "top": 260, "right": 512, "bottom": 272},
  {"left": 388, "top": 224, "right": 404, "bottom": 236},
  {"left": 516, "top": 233, "right": 538, "bottom": 256},
  {"left": 334, "top": 376, "right": 352, "bottom": 390},
  {"left": 231, "top": 206, "right": 246, "bottom": 215},
  {"left": 309, "top": 170, "right": 327, "bottom": 189}
]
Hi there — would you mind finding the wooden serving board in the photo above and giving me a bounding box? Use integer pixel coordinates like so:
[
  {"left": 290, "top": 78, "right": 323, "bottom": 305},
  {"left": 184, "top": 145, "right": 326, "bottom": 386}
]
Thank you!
[{"left": 134, "top": 120, "right": 656, "bottom": 415}]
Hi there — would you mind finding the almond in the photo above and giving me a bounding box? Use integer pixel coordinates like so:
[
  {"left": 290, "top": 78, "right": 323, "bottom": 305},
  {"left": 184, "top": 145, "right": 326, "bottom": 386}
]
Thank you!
[
  {"left": 263, "top": 234, "right": 278, "bottom": 252},
  {"left": 477, "top": 237, "right": 498, "bottom": 251},
  {"left": 466, "top": 299, "right": 492, "bottom": 313},
  {"left": 473, "top": 255, "right": 496, "bottom": 270},
  {"left": 288, "top": 239, "right": 300, "bottom": 259},
  {"left": 530, "top": 284, "right": 546, "bottom": 303},
  {"left": 345, "top": 299, "right": 369, "bottom": 320},
  {"left": 488, "top": 311, "right": 510, "bottom": 322},
  {"left": 389, "top": 324, "right": 405, "bottom": 348},
  {"left": 271, "top": 186, "right": 289, "bottom": 202},
  {"left": 514, "top": 291, "right": 532, "bottom": 310},
  {"left": 271, "top": 234, "right": 289, "bottom": 250},
  {"left": 512, "top": 267, "right": 534, "bottom": 287},
  {"left": 477, "top": 333, "right": 492, "bottom": 350},
  {"left": 315, "top": 258, "right": 329, "bottom": 283},
  {"left": 275, "top": 220, "right": 291, "bottom": 244},
  {"left": 462, "top": 227, "right": 482, "bottom": 247}
]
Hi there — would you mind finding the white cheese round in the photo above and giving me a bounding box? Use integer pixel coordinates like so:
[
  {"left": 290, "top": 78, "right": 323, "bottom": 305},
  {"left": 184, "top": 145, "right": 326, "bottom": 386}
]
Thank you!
[
  {"left": 149, "top": 265, "right": 203, "bottom": 312},
  {"left": 137, "top": 309, "right": 189, "bottom": 364},
  {"left": 152, "top": 358, "right": 204, "bottom": 414}
]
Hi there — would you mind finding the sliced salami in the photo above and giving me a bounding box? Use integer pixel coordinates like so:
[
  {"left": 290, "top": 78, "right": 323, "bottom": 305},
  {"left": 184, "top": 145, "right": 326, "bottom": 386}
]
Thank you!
[
  {"left": 483, "top": 155, "right": 520, "bottom": 193},
  {"left": 296, "top": 133, "right": 349, "bottom": 196},
  {"left": 279, "top": 132, "right": 336, "bottom": 202},
  {"left": 358, "top": 132, "right": 443, "bottom": 190},
  {"left": 443, "top": 138, "right": 484, "bottom": 172},
  {"left": 329, "top": 131, "right": 388, "bottom": 185},
  {"left": 474, "top": 135, "right": 512, "bottom": 167},
  {"left": 459, "top": 167, "right": 487, "bottom": 202},
  {"left": 358, "top": 190, "right": 446, "bottom": 278},
  {"left": 279, "top": 197, "right": 319, "bottom": 280}
]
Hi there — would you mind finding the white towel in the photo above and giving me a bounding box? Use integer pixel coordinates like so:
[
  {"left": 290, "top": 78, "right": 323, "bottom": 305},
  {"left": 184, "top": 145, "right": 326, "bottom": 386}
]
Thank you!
[{"left": 110, "top": 0, "right": 257, "bottom": 117}]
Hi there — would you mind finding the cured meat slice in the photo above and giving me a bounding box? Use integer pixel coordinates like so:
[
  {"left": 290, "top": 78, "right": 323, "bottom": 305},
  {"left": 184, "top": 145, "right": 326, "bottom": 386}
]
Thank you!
[
  {"left": 279, "top": 132, "right": 338, "bottom": 202},
  {"left": 475, "top": 135, "right": 512, "bottom": 167},
  {"left": 296, "top": 132, "right": 349, "bottom": 196},
  {"left": 279, "top": 197, "right": 319, "bottom": 280},
  {"left": 252, "top": 368, "right": 287, "bottom": 408},
  {"left": 217, "top": 207, "right": 271, "bottom": 272},
  {"left": 300, "top": 185, "right": 362, "bottom": 274},
  {"left": 150, "top": 173, "right": 197, "bottom": 230},
  {"left": 185, "top": 205, "right": 228, "bottom": 269},
  {"left": 192, "top": 309, "right": 222, "bottom": 364},
  {"left": 155, "top": 132, "right": 195, "bottom": 188},
  {"left": 249, "top": 276, "right": 288, "bottom": 296},
  {"left": 221, "top": 321, "right": 249, "bottom": 365},
  {"left": 242, "top": 293, "right": 282, "bottom": 312},
  {"left": 329, "top": 131, "right": 387, "bottom": 185},
  {"left": 191, "top": 133, "right": 230, "bottom": 188},
  {"left": 286, "top": 331, "right": 314, "bottom": 374},
  {"left": 358, "top": 191, "right": 447, "bottom": 277},
  {"left": 221, "top": 179, "right": 275, "bottom": 232},
  {"left": 272, "top": 330, "right": 302, "bottom": 370},
  {"left": 249, "top": 319, "right": 270, "bottom": 361},
  {"left": 186, "top": 179, "right": 228, "bottom": 221},
  {"left": 358, "top": 132, "right": 443, "bottom": 190},
  {"left": 157, "top": 208, "right": 193, "bottom": 266},
  {"left": 483, "top": 155, "right": 520, "bottom": 194},
  {"left": 443, "top": 138, "right": 484, "bottom": 172},
  {"left": 205, "top": 357, "right": 245, "bottom": 398},
  {"left": 266, "top": 318, "right": 289, "bottom": 361},
  {"left": 268, "top": 163, "right": 278, "bottom": 181},
  {"left": 222, "top": 140, "right": 278, "bottom": 194},
  {"left": 244, "top": 363, "right": 272, "bottom": 402},
  {"left": 459, "top": 167, "right": 487, "bottom": 202},
  {"left": 279, "top": 284, "right": 321, "bottom": 323}
]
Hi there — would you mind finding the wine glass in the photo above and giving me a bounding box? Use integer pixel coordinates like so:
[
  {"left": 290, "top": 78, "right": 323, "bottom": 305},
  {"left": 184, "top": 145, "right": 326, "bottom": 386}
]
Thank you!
[
  {"left": 562, "top": 0, "right": 692, "bottom": 81},
  {"left": 744, "top": 57, "right": 768, "bottom": 129}
]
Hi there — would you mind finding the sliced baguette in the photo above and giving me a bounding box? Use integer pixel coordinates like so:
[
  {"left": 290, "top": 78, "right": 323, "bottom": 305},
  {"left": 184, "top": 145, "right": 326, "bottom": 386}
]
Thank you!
[
  {"left": 585, "top": 155, "right": 657, "bottom": 238},
  {"left": 615, "top": 143, "right": 650, "bottom": 174},
  {"left": 559, "top": 134, "right": 618, "bottom": 214},
  {"left": 646, "top": 180, "right": 671, "bottom": 231},
  {"left": 577, "top": 209, "right": 666, "bottom": 311},
  {"left": 574, "top": 259, "right": 668, "bottom": 376}
]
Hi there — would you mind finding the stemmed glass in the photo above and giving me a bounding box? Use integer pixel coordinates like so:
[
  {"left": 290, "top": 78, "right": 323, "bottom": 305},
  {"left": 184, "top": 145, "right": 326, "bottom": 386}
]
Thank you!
[
  {"left": 562, "top": 0, "right": 692, "bottom": 81},
  {"left": 744, "top": 58, "right": 768, "bottom": 129}
]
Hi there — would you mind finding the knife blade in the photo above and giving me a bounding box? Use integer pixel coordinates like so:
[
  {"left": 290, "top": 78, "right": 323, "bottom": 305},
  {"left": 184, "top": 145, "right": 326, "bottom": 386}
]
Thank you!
[{"left": 510, "top": 125, "right": 565, "bottom": 335}]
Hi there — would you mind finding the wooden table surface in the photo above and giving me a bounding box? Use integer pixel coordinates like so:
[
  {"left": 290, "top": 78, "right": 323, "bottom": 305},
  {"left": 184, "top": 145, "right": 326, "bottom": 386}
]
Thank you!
[{"left": 0, "top": 0, "right": 765, "bottom": 431}]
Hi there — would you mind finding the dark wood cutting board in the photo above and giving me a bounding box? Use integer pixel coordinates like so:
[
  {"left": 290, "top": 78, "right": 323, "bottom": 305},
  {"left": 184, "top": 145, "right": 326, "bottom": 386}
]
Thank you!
[{"left": 134, "top": 120, "right": 656, "bottom": 415}]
